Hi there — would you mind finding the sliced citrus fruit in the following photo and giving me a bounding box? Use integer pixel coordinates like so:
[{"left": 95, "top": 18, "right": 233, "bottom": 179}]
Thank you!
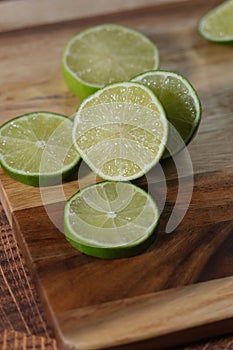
[
  {"left": 64, "top": 181, "right": 159, "bottom": 259},
  {"left": 62, "top": 23, "right": 159, "bottom": 99},
  {"left": 72, "top": 82, "right": 168, "bottom": 181},
  {"left": 0, "top": 112, "right": 80, "bottom": 186},
  {"left": 198, "top": 0, "right": 233, "bottom": 43},
  {"left": 132, "top": 70, "right": 201, "bottom": 158}
]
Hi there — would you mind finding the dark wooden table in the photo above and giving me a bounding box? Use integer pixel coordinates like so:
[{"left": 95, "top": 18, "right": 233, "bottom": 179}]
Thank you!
[{"left": 0, "top": 200, "right": 233, "bottom": 350}]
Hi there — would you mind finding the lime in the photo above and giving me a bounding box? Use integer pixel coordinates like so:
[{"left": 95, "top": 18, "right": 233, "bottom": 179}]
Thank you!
[
  {"left": 64, "top": 181, "right": 159, "bottom": 259},
  {"left": 132, "top": 70, "right": 201, "bottom": 158},
  {"left": 198, "top": 0, "right": 233, "bottom": 43},
  {"left": 62, "top": 24, "right": 159, "bottom": 100},
  {"left": 0, "top": 112, "right": 80, "bottom": 186},
  {"left": 72, "top": 82, "right": 168, "bottom": 181}
]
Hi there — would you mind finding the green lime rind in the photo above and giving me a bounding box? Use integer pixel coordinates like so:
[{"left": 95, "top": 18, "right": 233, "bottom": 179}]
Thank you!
[
  {"left": 66, "top": 230, "right": 158, "bottom": 259},
  {"left": 62, "top": 62, "right": 98, "bottom": 100},
  {"left": 72, "top": 81, "right": 168, "bottom": 181},
  {"left": 0, "top": 160, "right": 78, "bottom": 187},
  {"left": 64, "top": 182, "right": 160, "bottom": 259},
  {"left": 132, "top": 70, "right": 202, "bottom": 159},
  {"left": 62, "top": 23, "right": 160, "bottom": 100},
  {"left": 198, "top": 0, "right": 233, "bottom": 43},
  {"left": 0, "top": 112, "right": 81, "bottom": 187}
]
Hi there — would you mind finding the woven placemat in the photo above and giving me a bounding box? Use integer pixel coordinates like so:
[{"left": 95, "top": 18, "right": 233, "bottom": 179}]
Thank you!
[
  {"left": 0, "top": 201, "right": 233, "bottom": 350},
  {"left": 0, "top": 329, "right": 57, "bottom": 350},
  {"left": 0, "top": 202, "right": 57, "bottom": 349}
]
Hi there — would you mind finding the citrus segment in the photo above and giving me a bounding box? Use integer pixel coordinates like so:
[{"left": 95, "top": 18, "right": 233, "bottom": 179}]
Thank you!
[
  {"left": 132, "top": 70, "right": 201, "bottom": 158},
  {"left": 62, "top": 24, "right": 159, "bottom": 99},
  {"left": 198, "top": 0, "right": 233, "bottom": 42},
  {"left": 72, "top": 82, "right": 168, "bottom": 181},
  {"left": 0, "top": 112, "right": 80, "bottom": 186},
  {"left": 64, "top": 181, "right": 159, "bottom": 258}
]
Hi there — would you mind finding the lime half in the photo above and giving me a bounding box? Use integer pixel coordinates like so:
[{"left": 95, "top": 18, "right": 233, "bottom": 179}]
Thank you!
[
  {"left": 198, "top": 0, "right": 233, "bottom": 43},
  {"left": 73, "top": 82, "right": 168, "bottom": 181},
  {"left": 132, "top": 70, "right": 201, "bottom": 158},
  {"left": 62, "top": 24, "right": 159, "bottom": 99},
  {"left": 64, "top": 182, "right": 159, "bottom": 259},
  {"left": 0, "top": 112, "right": 80, "bottom": 186}
]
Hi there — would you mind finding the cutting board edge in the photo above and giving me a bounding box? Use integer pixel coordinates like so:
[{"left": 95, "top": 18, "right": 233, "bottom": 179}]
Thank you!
[
  {"left": 54, "top": 276, "right": 233, "bottom": 350},
  {"left": 57, "top": 317, "right": 233, "bottom": 350}
]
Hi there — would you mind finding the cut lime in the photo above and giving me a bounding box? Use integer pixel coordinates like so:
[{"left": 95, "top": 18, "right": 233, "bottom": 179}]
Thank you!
[
  {"left": 72, "top": 82, "right": 168, "bottom": 181},
  {"left": 198, "top": 0, "right": 233, "bottom": 43},
  {"left": 64, "top": 181, "right": 159, "bottom": 259},
  {"left": 62, "top": 24, "right": 159, "bottom": 100},
  {"left": 132, "top": 70, "right": 201, "bottom": 158},
  {"left": 0, "top": 112, "right": 80, "bottom": 186}
]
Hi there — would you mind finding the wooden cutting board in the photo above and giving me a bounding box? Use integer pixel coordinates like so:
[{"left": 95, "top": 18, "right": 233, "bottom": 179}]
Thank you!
[{"left": 1, "top": 0, "right": 233, "bottom": 349}]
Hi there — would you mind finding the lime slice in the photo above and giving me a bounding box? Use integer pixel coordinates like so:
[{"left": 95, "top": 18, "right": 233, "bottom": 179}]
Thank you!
[
  {"left": 198, "top": 0, "right": 233, "bottom": 43},
  {"left": 72, "top": 82, "right": 168, "bottom": 181},
  {"left": 0, "top": 112, "right": 80, "bottom": 186},
  {"left": 62, "top": 24, "right": 159, "bottom": 100},
  {"left": 132, "top": 70, "right": 201, "bottom": 158},
  {"left": 64, "top": 181, "right": 159, "bottom": 259}
]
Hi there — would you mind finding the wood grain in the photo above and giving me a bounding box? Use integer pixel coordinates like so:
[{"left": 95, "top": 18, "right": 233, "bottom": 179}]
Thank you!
[
  {"left": 0, "top": 0, "right": 184, "bottom": 33},
  {"left": 10, "top": 172, "right": 233, "bottom": 313},
  {"left": 1, "top": 0, "right": 233, "bottom": 349},
  {"left": 56, "top": 277, "right": 233, "bottom": 350},
  {"left": 1, "top": 201, "right": 233, "bottom": 350}
]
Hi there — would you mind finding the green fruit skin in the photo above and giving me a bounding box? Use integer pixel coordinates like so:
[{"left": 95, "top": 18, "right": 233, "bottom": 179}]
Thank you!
[
  {"left": 64, "top": 220, "right": 159, "bottom": 259},
  {"left": 0, "top": 160, "right": 79, "bottom": 187},
  {"left": 132, "top": 70, "right": 202, "bottom": 160},
  {"left": 62, "top": 64, "right": 98, "bottom": 100},
  {"left": 198, "top": 22, "right": 233, "bottom": 43},
  {"left": 198, "top": 0, "right": 233, "bottom": 44}
]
